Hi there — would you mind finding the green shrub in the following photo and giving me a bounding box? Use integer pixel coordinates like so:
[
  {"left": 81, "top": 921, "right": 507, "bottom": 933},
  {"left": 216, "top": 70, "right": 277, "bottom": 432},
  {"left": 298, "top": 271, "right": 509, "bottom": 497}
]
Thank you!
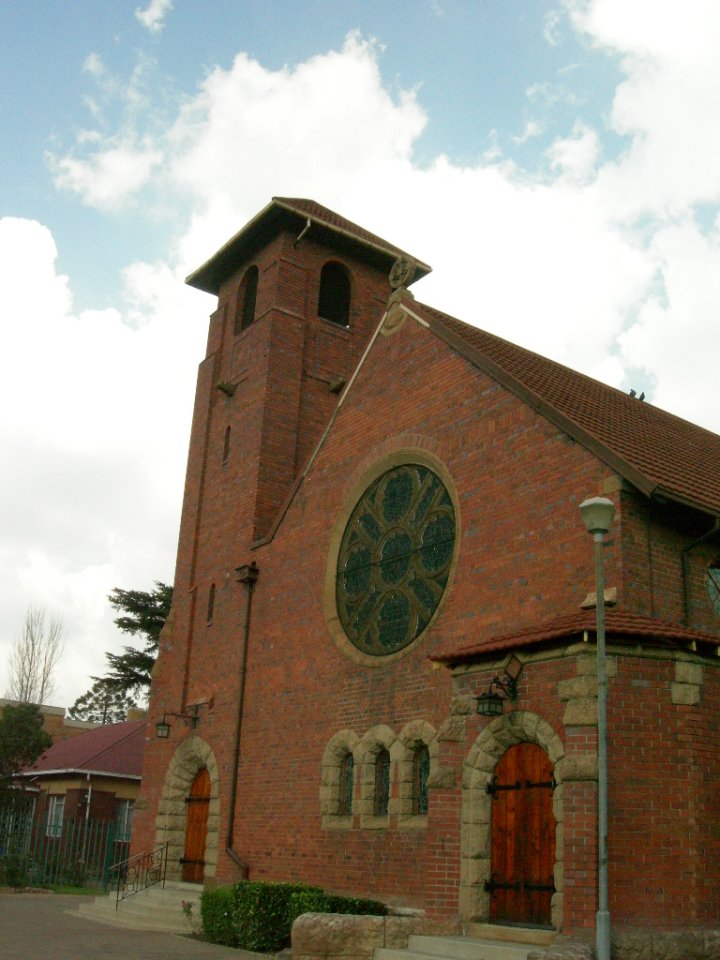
[
  {"left": 287, "top": 889, "right": 386, "bottom": 929},
  {"left": 233, "top": 881, "right": 323, "bottom": 952},
  {"left": 325, "top": 894, "right": 387, "bottom": 916},
  {"left": 201, "top": 880, "right": 388, "bottom": 951},
  {"left": 0, "top": 840, "right": 30, "bottom": 888},
  {"left": 200, "top": 886, "right": 237, "bottom": 946}
]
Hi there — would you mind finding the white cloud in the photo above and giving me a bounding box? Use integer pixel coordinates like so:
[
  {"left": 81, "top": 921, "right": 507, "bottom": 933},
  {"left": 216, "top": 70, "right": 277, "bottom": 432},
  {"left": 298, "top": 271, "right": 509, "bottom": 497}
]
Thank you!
[
  {"left": 48, "top": 137, "right": 162, "bottom": 211},
  {"left": 548, "top": 121, "right": 601, "bottom": 182},
  {"left": 0, "top": 217, "right": 204, "bottom": 704},
  {"left": 135, "top": 0, "right": 173, "bottom": 34}
]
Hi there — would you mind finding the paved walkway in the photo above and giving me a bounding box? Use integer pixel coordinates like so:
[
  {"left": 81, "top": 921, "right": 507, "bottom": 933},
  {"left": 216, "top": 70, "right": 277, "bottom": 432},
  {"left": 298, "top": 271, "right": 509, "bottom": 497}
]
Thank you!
[{"left": 0, "top": 892, "right": 264, "bottom": 960}]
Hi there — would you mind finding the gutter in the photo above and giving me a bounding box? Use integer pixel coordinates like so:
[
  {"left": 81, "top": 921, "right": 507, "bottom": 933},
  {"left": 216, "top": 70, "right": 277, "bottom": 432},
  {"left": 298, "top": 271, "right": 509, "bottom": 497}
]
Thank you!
[
  {"left": 226, "top": 561, "right": 259, "bottom": 878},
  {"left": 15, "top": 768, "right": 141, "bottom": 780}
]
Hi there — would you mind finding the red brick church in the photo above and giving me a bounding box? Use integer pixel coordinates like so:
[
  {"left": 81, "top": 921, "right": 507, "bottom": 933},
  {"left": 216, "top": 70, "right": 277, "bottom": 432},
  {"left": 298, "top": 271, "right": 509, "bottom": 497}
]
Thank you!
[{"left": 132, "top": 198, "right": 720, "bottom": 939}]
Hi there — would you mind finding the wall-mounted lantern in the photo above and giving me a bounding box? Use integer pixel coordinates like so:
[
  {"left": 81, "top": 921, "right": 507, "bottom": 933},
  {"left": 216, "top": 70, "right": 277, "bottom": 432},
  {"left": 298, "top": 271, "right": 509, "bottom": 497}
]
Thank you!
[
  {"left": 475, "top": 655, "right": 524, "bottom": 717},
  {"left": 155, "top": 704, "right": 201, "bottom": 739}
]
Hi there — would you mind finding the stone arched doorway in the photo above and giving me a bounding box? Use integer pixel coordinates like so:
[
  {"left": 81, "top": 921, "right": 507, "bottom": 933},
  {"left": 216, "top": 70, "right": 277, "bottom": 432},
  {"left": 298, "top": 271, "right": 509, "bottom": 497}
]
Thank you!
[
  {"left": 156, "top": 736, "right": 220, "bottom": 882},
  {"left": 488, "top": 742, "right": 555, "bottom": 926},
  {"left": 460, "top": 711, "right": 565, "bottom": 931}
]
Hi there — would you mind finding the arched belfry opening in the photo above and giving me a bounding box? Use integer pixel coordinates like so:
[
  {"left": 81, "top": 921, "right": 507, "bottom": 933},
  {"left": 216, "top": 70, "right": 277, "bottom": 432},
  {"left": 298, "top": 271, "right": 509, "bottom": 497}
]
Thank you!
[
  {"left": 318, "top": 261, "right": 351, "bottom": 327},
  {"left": 234, "top": 265, "right": 259, "bottom": 335}
]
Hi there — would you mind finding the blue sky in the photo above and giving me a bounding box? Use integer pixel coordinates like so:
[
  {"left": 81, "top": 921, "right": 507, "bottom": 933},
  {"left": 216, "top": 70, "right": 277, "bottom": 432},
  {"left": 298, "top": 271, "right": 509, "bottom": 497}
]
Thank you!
[
  {"left": 2, "top": 0, "right": 720, "bottom": 707},
  {"left": 1, "top": 0, "right": 622, "bottom": 307}
]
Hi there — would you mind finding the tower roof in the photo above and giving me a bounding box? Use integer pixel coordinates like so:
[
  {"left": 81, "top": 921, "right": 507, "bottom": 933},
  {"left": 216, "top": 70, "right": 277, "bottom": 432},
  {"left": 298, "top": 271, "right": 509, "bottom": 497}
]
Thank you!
[{"left": 186, "top": 197, "right": 431, "bottom": 294}]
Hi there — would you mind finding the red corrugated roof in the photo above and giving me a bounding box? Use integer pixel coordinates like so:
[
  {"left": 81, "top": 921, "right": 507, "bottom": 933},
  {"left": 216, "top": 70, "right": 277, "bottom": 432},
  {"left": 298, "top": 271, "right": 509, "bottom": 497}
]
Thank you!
[
  {"left": 20, "top": 719, "right": 145, "bottom": 778},
  {"left": 416, "top": 303, "right": 720, "bottom": 518},
  {"left": 430, "top": 610, "right": 720, "bottom": 666}
]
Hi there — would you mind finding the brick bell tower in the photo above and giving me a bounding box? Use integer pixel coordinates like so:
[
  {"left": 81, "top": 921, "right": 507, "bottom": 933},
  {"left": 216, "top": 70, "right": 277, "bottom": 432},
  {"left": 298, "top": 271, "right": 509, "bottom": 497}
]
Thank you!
[{"left": 133, "top": 198, "right": 430, "bottom": 878}]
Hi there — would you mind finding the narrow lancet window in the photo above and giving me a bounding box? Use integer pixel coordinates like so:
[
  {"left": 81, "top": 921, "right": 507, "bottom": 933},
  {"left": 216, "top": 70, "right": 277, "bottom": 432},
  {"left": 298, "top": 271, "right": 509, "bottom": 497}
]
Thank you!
[
  {"left": 374, "top": 747, "right": 390, "bottom": 816},
  {"left": 234, "top": 266, "right": 259, "bottom": 335},
  {"left": 412, "top": 744, "right": 430, "bottom": 815},
  {"left": 339, "top": 752, "right": 354, "bottom": 816},
  {"left": 318, "top": 262, "right": 351, "bottom": 327}
]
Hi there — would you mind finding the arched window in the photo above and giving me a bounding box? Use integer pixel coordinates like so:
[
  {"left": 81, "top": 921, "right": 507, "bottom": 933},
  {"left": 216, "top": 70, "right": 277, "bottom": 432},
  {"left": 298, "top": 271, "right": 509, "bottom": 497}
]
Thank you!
[
  {"left": 318, "top": 262, "right": 351, "bottom": 327},
  {"left": 207, "top": 584, "right": 216, "bottom": 624},
  {"left": 412, "top": 744, "right": 430, "bottom": 815},
  {"left": 374, "top": 747, "right": 390, "bottom": 816},
  {"left": 338, "top": 752, "right": 354, "bottom": 816},
  {"left": 222, "top": 426, "right": 231, "bottom": 465},
  {"left": 234, "top": 266, "right": 259, "bottom": 335}
]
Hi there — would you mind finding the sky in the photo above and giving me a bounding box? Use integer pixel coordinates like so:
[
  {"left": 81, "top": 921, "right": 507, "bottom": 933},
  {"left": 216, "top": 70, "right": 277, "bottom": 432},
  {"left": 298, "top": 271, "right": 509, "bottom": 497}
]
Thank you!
[{"left": 2, "top": 0, "right": 720, "bottom": 710}]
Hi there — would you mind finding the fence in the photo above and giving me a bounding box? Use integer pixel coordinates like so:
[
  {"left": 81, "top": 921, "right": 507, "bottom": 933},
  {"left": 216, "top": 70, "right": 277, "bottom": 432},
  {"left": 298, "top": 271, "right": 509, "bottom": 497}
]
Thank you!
[{"left": 0, "top": 804, "right": 127, "bottom": 888}]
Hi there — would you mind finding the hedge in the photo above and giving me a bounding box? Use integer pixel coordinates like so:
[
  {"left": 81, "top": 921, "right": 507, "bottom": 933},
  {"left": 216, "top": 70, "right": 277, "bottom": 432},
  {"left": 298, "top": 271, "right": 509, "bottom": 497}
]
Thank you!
[
  {"left": 200, "top": 880, "right": 387, "bottom": 951},
  {"left": 200, "top": 885, "right": 237, "bottom": 947}
]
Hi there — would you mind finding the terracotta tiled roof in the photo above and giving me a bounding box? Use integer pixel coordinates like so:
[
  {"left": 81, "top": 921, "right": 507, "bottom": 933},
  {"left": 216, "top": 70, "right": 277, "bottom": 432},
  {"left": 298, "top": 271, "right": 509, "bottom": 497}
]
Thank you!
[
  {"left": 273, "top": 197, "right": 429, "bottom": 266},
  {"left": 187, "top": 198, "right": 430, "bottom": 294},
  {"left": 416, "top": 302, "right": 720, "bottom": 518},
  {"left": 19, "top": 719, "right": 145, "bottom": 778},
  {"left": 430, "top": 609, "right": 720, "bottom": 667}
]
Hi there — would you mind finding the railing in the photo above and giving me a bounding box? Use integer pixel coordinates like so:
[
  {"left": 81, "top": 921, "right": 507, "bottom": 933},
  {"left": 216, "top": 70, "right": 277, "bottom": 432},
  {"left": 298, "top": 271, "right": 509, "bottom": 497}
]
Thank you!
[
  {"left": 1, "top": 806, "right": 122, "bottom": 889},
  {"left": 109, "top": 841, "right": 168, "bottom": 909}
]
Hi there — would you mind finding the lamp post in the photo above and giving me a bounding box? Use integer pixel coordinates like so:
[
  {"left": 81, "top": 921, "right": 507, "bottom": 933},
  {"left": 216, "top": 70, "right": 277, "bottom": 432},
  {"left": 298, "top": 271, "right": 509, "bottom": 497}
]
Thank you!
[{"left": 579, "top": 496, "right": 615, "bottom": 960}]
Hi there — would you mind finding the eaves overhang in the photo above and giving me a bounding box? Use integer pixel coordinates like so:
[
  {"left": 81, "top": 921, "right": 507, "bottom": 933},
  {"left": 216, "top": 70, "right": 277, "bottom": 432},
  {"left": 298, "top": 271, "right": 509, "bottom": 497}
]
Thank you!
[
  {"left": 16, "top": 768, "right": 141, "bottom": 781},
  {"left": 186, "top": 198, "right": 431, "bottom": 295}
]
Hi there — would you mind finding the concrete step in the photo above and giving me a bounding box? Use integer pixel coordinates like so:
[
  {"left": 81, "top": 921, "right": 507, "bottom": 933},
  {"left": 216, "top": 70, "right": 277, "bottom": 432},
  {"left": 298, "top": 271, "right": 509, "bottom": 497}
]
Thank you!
[
  {"left": 376, "top": 933, "right": 545, "bottom": 960},
  {"left": 464, "top": 926, "right": 555, "bottom": 947},
  {"left": 72, "top": 881, "right": 203, "bottom": 933}
]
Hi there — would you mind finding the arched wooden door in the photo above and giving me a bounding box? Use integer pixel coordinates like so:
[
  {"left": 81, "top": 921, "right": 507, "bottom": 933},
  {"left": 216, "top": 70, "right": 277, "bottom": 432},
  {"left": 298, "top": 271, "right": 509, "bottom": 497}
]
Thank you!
[
  {"left": 488, "top": 742, "right": 555, "bottom": 927},
  {"left": 182, "top": 768, "right": 210, "bottom": 883}
]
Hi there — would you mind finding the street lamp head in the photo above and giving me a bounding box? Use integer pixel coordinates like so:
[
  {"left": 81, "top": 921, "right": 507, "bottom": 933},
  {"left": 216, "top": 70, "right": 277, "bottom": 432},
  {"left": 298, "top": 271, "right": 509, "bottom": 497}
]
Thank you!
[{"left": 580, "top": 497, "right": 615, "bottom": 536}]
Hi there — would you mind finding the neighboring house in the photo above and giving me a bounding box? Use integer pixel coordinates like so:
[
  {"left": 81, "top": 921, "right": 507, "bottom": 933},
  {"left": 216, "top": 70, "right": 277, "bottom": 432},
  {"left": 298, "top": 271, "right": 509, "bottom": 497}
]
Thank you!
[
  {"left": 130, "top": 199, "right": 719, "bottom": 941},
  {"left": 15, "top": 718, "right": 145, "bottom": 857},
  {"left": 0, "top": 697, "right": 100, "bottom": 744}
]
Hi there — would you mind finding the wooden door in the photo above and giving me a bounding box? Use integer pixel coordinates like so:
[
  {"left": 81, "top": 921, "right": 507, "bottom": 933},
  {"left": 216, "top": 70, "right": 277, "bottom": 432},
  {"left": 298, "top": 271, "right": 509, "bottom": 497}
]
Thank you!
[
  {"left": 488, "top": 743, "right": 555, "bottom": 927},
  {"left": 182, "top": 768, "right": 210, "bottom": 883}
]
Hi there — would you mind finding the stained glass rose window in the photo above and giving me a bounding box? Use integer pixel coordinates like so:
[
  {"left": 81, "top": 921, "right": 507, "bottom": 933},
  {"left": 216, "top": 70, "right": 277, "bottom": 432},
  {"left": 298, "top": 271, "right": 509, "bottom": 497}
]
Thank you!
[{"left": 336, "top": 464, "right": 456, "bottom": 656}]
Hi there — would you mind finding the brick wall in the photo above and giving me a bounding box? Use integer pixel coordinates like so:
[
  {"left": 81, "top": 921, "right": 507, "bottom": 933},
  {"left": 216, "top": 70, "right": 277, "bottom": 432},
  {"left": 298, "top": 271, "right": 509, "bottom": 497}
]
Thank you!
[{"left": 133, "top": 218, "right": 720, "bottom": 937}]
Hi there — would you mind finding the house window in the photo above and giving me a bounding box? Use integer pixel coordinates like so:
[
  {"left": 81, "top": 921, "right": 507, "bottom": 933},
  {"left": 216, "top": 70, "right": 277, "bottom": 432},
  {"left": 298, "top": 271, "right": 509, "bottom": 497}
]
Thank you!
[
  {"left": 46, "top": 795, "right": 64, "bottom": 838},
  {"left": 207, "top": 584, "right": 216, "bottom": 624},
  {"left": 116, "top": 799, "right": 133, "bottom": 843},
  {"left": 318, "top": 262, "right": 351, "bottom": 327},
  {"left": 234, "top": 266, "right": 259, "bottom": 335},
  {"left": 706, "top": 561, "right": 720, "bottom": 617},
  {"left": 412, "top": 744, "right": 430, "bottom": 816},
  {"left": 374, "top": 748, "right": 390, "bottom": 817},
  {"left": 338, "top": 752, "right": 354, "bottom": 816},
  {"left": 222, "top": 426, "right": 231, "bottom": 465}
]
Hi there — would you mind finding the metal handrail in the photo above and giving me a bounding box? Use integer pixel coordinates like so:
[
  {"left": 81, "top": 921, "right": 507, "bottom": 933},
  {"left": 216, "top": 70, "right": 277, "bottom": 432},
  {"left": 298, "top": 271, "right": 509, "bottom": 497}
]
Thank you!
[{"left": 108, "top": 841, "right": 168, "bottom": 909}]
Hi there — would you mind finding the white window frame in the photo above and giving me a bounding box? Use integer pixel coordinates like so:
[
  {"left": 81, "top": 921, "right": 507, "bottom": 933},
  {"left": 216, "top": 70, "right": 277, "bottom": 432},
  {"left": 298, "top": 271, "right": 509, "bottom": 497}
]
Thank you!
[
  {"left": 46, "top": 795, "right": 65, "bottom": 838},
  {"left": 115, "top": 798, "right": 133, "bottom": 842}
]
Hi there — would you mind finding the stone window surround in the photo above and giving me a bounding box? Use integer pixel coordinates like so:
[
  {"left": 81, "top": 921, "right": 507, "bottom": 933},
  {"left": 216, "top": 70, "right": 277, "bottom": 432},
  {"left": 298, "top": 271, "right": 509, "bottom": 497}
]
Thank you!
[
  {"left": 323, "top": 446, "right": 461, "bottom": 669},
  {"left": 320, "top": 721, "right": 439, "bottom": 831}
]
